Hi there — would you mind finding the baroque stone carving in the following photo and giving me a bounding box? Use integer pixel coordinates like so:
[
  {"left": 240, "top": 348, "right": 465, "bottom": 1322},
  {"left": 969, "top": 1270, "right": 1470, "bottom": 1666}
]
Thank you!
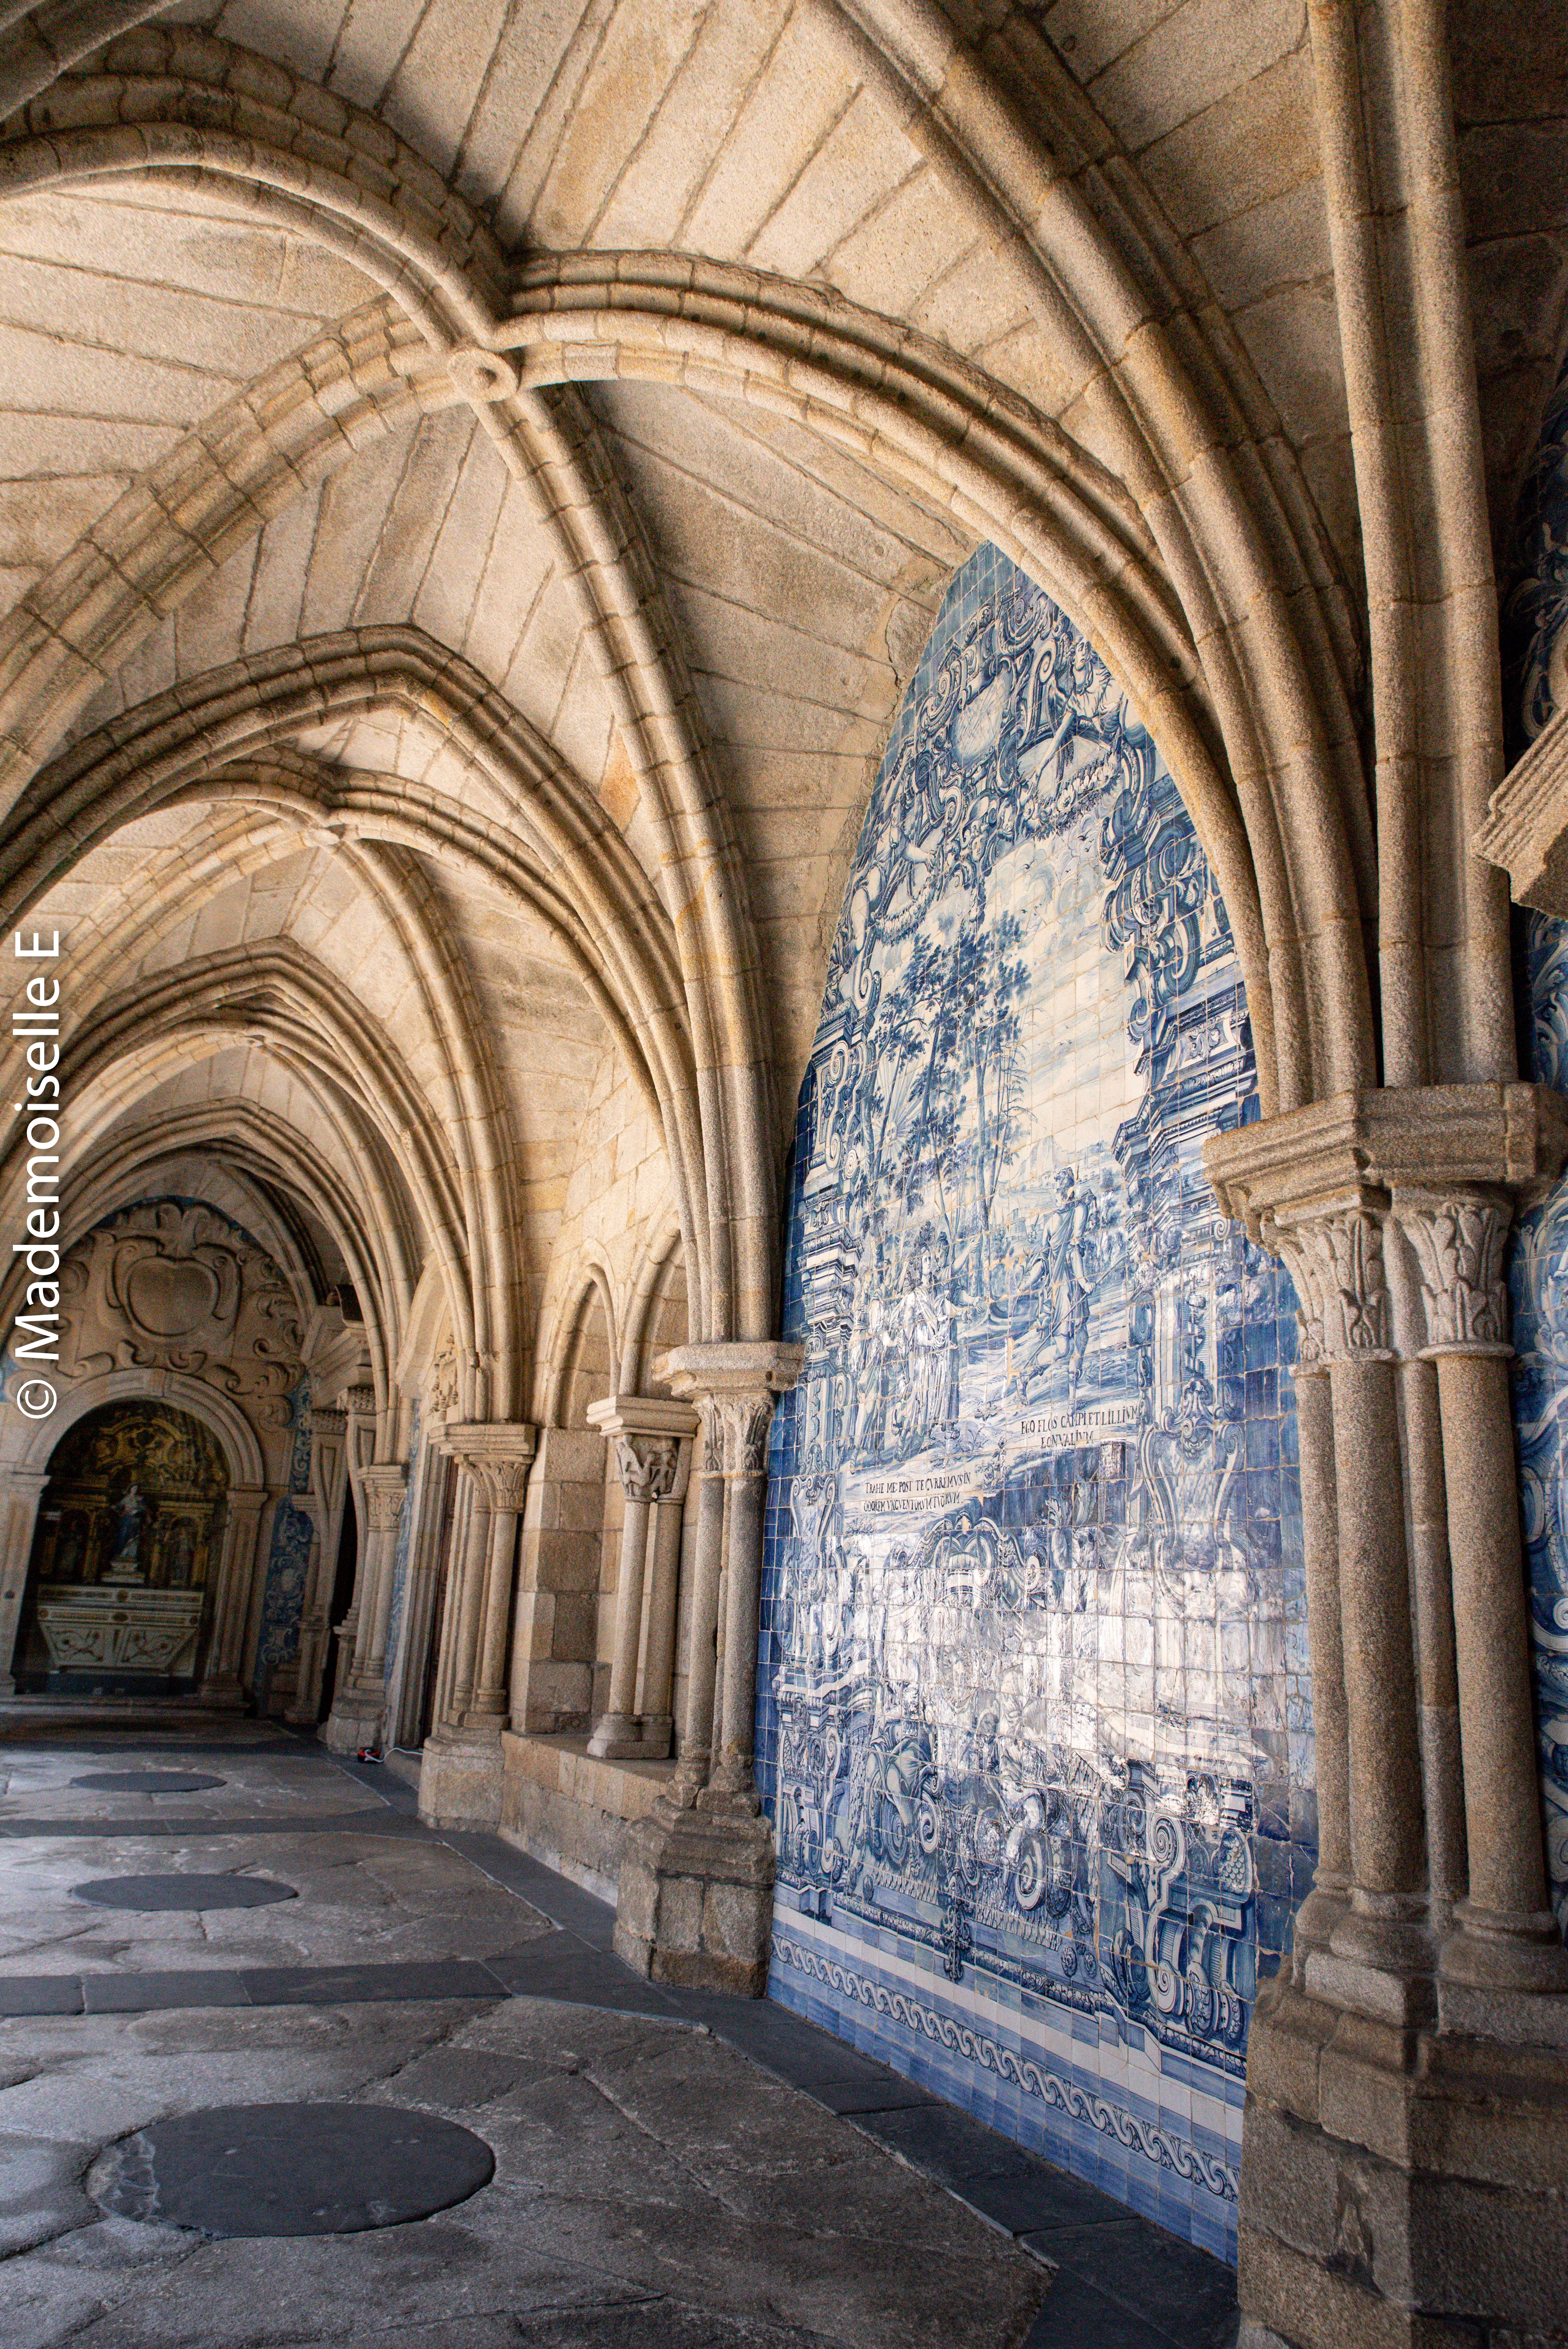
[
  {"left": 64, "top": 1202, "right": 303, "bottom": 1428},
  {"left": 1399, "top": 1194, "right": 1513, "bottom": 1355}
]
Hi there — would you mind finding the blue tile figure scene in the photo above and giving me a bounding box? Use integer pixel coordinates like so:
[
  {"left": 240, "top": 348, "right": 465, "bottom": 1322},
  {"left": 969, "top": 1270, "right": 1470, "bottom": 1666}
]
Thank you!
[
  {"left": 1504, "top": 344, "right": 1568, "bottom": 1946},
  {"left": 758, "top": 546, "right": 1310, "bottom": 2258}
]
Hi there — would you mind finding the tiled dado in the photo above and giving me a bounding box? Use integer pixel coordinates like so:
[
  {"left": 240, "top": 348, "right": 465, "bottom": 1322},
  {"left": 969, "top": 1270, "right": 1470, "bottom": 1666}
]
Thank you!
[{"left": 757, "top": 545, "right": 1310, "bottom": 2258}]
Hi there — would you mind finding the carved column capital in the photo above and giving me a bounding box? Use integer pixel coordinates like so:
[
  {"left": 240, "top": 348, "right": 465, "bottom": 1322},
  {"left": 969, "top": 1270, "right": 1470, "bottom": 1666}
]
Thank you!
[
  {"left": 609, "top": 1433, "right": 680, "bottom": 1502},
  {"left": 1395, "top": 1188, "right": 1514, "bottom": 1358},
  {"left": 342, "top": 1385, "right": 377, "bottom": 1418},
  {"left": 716, "top": 1390, "right": 778, "bottom": 1477},
  {"left": 360, "top": 1465, "right": 408, "bottom": 1529},
  {"left": 444, "top": 1422, "right": 536, "bottom": 1513},
  {"left": 1274, "top": 1194, "right": 1396, "bottom": 1366},
  {"left": 308, "top": 1407, "right": 346, "bottom": 1439}
]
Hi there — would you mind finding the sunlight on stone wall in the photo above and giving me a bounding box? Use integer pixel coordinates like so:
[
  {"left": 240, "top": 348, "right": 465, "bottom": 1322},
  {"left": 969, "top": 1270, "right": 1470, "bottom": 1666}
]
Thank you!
[{"left": 758, "top": 546, "right": 1311, "bottom": 2258}]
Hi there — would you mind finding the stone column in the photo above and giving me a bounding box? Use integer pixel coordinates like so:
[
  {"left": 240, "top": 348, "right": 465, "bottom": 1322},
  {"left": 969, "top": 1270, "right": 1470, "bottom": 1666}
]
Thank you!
[
  {"left": 672, "top": 1399, "right": 726, "bottom": 1796},
  {"left": 639, "top": 1436, "right": 695, "bottom": 1759},
  {"left": 1289, "top": 1198, "right": 1431, "bottom": 2010},
  {"left": 288, "top": 1407, "right": 346, "bottom": 1727},
  {"left": 1400, "top": 1189, "right": 1568, "bottom": 2016},
  {"left": 0, "top": 1468, "right": 50, "bottom": 1691},
  {"left": 200, "top": 1483, "right": 267, "bottom": 1705},
  {"left": 613, "top": 1340, "right": 802, "bottom": 1996},
  {"left": 358, "top": 1464, "right": 408, "bottom": 1688},
  {"left": 416, "top": 1423, "right": 533, "bottom": 1829},
  {"left": 585, "top": 1396, "right": 696, "bottom": 1759},
  {"left": 707, "top": 1388, "right": 779, "bottom": 1804}
]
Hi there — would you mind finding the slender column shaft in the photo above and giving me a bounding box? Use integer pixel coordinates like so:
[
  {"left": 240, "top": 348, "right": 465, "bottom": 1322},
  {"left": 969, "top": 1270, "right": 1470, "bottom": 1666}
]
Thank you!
[
  {"left": 432, "top": 1466, "right": 470, "bottom": 1727},
  {"left": 1438, "top": 1353, "right": 1555, "bottom": 1925},
  {"left": 639, "top": 1490, "right": 685, "bottom": 1755},
  {"left": 606, "top": 1492, "right": 653, "bottom": 1720},
  {"left": 1327, "top": 1356, "right": 1429, "bottom": 1961},
  {"left": 715, "top": 1460, "right": 768, "bottom": 1785},
  {"left": 1291, "top": 1365, "right": 1352, "bottom": 1969},
  {"left": 1399, "top": 1356, "right": 1467, "bottom": 1916},
  {"left": 676, "top": 1414, "right": 725, "bottom": 1793},
  {"left": 446, "top": 1483, "right": 491, "bottom": 1723},
  {"left": 470, "top": 1503, "right": 520, "bottom": 1716}
]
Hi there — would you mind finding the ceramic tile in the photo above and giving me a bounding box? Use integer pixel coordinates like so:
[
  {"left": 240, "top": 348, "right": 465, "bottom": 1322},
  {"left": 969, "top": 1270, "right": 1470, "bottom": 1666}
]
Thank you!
[{"left": 758, "top": 547, "right": 1311, "bottom": 2260}]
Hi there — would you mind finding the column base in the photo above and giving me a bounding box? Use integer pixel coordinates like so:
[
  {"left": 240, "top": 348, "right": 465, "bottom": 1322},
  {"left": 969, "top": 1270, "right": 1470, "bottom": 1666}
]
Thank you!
[
  {"left": 1439, "top": 1899, "right": 1568, "bottom": 1996},
  {"left": 1239, "top": 1975, "right": 1568, "bottom": 2346},
  {"left": 588, "top": 1711, "right": 643, "bottom": 1759},
  {"left": 320, "top": 1686, "right": 385, "bottom": 1754},
  {"left": 613, "top": 1783, "right": 775, "bottom": 1996},
  {"left": 417, "top": 1723, "right": 504, "bottom": 1827},
  {"left": 194, "top": 1674, "right": 247, "bottom": 1712}
]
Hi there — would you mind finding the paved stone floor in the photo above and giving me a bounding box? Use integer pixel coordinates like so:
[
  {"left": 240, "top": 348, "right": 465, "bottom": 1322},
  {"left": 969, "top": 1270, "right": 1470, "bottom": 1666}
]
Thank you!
[{"left": 0, "top": 1713, "right": 1238, "bottom": 2347}]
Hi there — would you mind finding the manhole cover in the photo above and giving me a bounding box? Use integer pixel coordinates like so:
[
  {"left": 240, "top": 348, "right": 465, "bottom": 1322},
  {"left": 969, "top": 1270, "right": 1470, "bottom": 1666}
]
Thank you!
[
  {"left": 72, "top": 1875, "right": 296, "bottom": 1911},
  {"left": 93, "top": 2102, "right": 495, "bottom": 2235},
  {"left": 70, "top": 1772, "right": 226, "bottom": 1794}
]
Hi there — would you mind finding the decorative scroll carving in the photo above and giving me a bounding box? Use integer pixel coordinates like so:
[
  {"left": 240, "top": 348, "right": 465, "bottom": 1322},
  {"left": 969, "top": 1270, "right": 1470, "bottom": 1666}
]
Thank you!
[
  {"left": 1399, "top": 1193, "right": 1514, "bottom": 1356},
  {"left": 62, "top": 1201, "right": 303, "bottom": 1428}
]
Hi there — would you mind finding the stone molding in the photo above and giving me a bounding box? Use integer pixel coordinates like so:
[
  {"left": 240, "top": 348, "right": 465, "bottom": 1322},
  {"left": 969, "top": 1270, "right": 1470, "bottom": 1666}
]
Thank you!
[
  {"left": 1205, "top": 1086, "right": 1568, "bottom": 1236},
  {"left": 1474, "top": 699, "right": 1568, "bottom": 916},
  {"left": 342, "top": 1385, "right": 377, "bottom": 1420},
  {"left": 308, "top": 1408, "right": 347, "bottom": 1438}
]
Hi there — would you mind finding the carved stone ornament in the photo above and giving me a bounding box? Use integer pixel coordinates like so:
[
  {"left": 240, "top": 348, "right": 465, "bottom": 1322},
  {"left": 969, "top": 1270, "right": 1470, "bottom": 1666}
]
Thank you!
[
  {"left": 611, "top": 1434, "right": 679, "bottom": 1502},
  {"left": 62, "top": 1201, "right": 303, "bottom": 1428},
  {"left": 343, "top": 1385, "right": 377, "bottom": 1419},
  {"left": 698, "top": 1396, "right": 725, "bottom": 1477},
  {"left": 719, "top": 1392, "right": 777, "bottom": 1476},
  {"left": 308, "top": 1407, "right": 347, "bottom": 1439},
  {"left": 361, "top": 1469, "right": 408, "bottom": 1530},
  {"left": 1264, "top": 1216, "right": 1327, "bottom": 1374},
  {"left": 1284, "top": 1202, "right": 1395, "bottom": 1365},
  {"left": 427, "top": 1336, "right": 460, "bottom": 1418},
  {"left": 1398, "top": 1193, "right": 1513, "bottom": 1356}
]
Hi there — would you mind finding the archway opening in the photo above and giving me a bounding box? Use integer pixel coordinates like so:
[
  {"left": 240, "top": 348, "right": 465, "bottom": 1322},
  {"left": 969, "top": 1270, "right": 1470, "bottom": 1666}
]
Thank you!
[{"left": 15, "top": 1401, "right": 230, "bottom": 1696}]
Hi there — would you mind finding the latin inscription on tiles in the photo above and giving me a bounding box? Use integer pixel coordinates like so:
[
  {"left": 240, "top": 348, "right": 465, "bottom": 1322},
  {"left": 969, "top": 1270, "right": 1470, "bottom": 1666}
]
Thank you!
[{"left": 759, "top": 546, "right": 1310, "bottom": 2256}]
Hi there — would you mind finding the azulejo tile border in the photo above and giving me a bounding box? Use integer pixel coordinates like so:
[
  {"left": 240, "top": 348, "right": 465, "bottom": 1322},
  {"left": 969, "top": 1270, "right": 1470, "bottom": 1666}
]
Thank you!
[{"left": 772, "top": 1926, "right": 1237, "bottom": 2208}]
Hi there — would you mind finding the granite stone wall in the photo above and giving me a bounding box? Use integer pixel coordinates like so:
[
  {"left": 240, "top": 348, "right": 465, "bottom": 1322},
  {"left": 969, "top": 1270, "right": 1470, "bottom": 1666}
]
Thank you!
[{"left": 757, "top": 546, "right": 1311, "bottom": 2258}]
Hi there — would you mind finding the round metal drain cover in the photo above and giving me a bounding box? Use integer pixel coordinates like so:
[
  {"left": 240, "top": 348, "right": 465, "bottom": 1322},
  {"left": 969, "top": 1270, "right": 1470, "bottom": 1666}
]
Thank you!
[
  {"left": 94, "top": 2102, "right": 495, "bottom": 2236},
  {"left": 70, "top": 1771, "right": 226, "bottom": 1794},
  {"left": 72, "top": 1874, "right": 296, "bottom": 1911}
]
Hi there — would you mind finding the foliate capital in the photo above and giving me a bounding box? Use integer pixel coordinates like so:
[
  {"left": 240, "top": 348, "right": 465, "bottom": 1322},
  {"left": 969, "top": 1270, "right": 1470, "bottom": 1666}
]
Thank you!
[
  {"left": 444, "top": 1422, "right": 536, "bottom": 1513},
  {"left": 717, "top": 1391, "right": 777, "bottom": 1477},
  {"left": 1395, "top": 1189, "right": 1514, "bottom": 1357},
  {"left": 1275, "top": 1195, "right": 1395, "bottom": 1365}
]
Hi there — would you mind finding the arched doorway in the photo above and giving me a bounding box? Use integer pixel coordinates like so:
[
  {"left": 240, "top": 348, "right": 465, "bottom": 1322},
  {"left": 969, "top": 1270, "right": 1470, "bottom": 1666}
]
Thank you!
[{"left": 14, "top": 1402, "right": 229, "bottom": 1695}]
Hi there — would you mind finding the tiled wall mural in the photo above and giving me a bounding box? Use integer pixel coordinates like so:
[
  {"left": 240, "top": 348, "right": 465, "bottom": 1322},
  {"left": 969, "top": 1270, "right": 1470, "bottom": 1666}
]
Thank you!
[
  {"left": 1504, "top": 345, "right": 1568, "bottom": 1940},
  {"left": 758, "top": 545, "right": 1309, "bottom": 2257}
]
